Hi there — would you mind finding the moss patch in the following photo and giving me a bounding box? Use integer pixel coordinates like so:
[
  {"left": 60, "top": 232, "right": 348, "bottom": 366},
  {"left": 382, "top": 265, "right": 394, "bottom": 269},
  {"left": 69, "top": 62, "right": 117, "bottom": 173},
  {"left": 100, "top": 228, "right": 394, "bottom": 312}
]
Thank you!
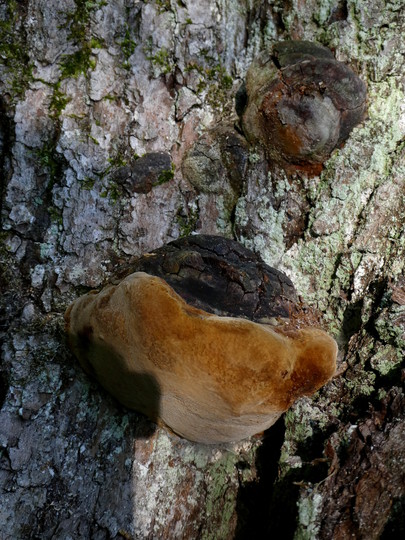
[
  {"left": 58, "top": 0, "right": 106, "bottom": 79},
  {"left": 0, "top": 0, "right": 33, "bottom": 102}
]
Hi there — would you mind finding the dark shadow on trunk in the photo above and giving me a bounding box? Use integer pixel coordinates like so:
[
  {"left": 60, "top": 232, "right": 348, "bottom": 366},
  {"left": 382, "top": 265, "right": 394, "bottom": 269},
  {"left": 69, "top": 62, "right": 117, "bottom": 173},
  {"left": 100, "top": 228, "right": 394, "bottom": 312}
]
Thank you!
[{"left": 234, "top": 417, "right": 287, "bottom": 539}]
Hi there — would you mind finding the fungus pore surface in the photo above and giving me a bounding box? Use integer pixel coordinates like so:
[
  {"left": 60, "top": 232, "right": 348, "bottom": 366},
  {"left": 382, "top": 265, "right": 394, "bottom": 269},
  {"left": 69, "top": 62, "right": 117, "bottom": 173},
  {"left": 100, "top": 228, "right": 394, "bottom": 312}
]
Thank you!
[{"left": 65, "top": 271, "right": 337, "bottom": 444}]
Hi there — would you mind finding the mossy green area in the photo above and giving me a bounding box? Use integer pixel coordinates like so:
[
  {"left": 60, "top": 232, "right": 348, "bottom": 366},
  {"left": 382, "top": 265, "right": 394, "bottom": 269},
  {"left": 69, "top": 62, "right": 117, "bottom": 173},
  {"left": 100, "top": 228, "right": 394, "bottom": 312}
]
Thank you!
[
  {"left": 118, "top": 27, "right": 137, "bottom": 70},
  {"left": 155, "top": 163, "right": 175, "bottom": 186},
  {"left": 144, "top": 38, "right": 174, "bottom": 75},
  {"left": 60, "top": 47, "right": 97, "bottom": 79},
  {"left": 156, "top": 0, "right": 172, "bottom": 13},
  {"left": 60, "top": 0, "right": 106, "bottom": 45},
  {"left": 33, "top": 140, "right": 67, "bottom": 186},
  {"left": 80, "top": 177, "right": 96, "bottom": 190},
  {"left": 185, "top": 58, "right": 233, "bottom": 112},
  {"left": 58, "top": 0, "right": 106, "bottom": 79},
  {"left": 206, "top": 65, "right": 233, "bottom": 111},
  {"left": 27, "top": 1, "right": 107, "bottom": 128},
  {"left": 0, "top": 0, "right": 33, "bottom": 102},
  {"left": 176, "top": 204, "right": 199, "bottom": 237},
  {"left": 80, "top": 153, "right": 131, "bottom": 201},
  {"left": 100, "top": 181, "right": 120, "bottom": 202},
  {"left": 144, "top": 30, "right": 233, "bottom": 112},
  {"left": 48, "top": 81, "right": 72, "bottom": 118}
]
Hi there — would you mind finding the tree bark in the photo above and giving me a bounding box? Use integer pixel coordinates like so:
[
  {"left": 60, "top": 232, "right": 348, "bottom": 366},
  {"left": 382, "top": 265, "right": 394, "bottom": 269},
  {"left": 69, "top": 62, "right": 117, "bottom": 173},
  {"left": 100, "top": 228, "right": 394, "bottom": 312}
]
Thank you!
[{"left": 1, "top": 0, "right": 405, "bottom": 538}]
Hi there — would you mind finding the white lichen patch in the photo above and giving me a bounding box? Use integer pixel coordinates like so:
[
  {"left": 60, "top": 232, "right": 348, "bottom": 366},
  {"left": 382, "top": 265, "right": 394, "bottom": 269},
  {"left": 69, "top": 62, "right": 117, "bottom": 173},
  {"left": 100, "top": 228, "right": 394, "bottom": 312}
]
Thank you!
[
  {"left": 346, "top": 369, "right": 376, "bottom": 397},
  {"left": 236, "top": 191, "right": 287, "bottom": 267},
  {"left": 370, "top": 344, "right": 402, "bottom": 376},
  {"left": 294, "top": 492, "right": 324, "bottom": 540},
  {"left": 278, "top": 394, "right": 337, "bottom": 482}
]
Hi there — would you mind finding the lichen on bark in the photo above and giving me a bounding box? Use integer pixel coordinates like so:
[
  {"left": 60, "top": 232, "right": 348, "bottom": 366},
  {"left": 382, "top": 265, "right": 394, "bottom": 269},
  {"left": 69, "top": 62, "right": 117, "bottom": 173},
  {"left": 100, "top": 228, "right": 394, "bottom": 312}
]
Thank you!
[{"left": 1, "top": 0, "right": 405, "bottom": 538}]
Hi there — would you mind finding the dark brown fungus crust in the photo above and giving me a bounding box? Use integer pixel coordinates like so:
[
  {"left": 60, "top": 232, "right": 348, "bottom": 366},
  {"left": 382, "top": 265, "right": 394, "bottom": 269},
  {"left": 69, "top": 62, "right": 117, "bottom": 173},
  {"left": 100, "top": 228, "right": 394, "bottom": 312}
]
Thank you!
[
  {"left": 239, "top": 41, "right": 367, "bottom": 174},
  {"left": 116, "top": 234, "right": 298, "bottom": 321}
]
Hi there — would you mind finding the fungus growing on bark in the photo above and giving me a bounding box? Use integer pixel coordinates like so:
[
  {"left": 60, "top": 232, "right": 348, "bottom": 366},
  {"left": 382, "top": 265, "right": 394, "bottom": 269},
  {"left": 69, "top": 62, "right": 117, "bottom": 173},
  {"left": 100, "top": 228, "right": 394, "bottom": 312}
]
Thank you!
[
  {"left": 65, "top": 236, "right": 338, "bottom": 444},
  {"left": 115, "top": 234, "right": 298, "bottom": 321},
  {"left": 239, "top": 41, "right": 367, "bottom": 174}
]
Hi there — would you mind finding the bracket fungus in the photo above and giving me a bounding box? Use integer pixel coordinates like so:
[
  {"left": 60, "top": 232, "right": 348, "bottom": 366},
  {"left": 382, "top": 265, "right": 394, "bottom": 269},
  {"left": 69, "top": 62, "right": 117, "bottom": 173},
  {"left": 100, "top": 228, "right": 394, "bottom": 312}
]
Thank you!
[
  {"left": 65, "top": 236, "right": 337, "bottom": 444},
  {"left": 239, "top": 41, "right": 367, "bottom": 173}
]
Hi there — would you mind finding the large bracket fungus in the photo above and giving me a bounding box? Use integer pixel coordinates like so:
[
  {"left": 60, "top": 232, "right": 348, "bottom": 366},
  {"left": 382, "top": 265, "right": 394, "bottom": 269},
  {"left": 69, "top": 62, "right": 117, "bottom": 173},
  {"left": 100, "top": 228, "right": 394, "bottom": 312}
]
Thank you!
[
  {"left": 239, "top": 41, "right": 367, "bottom": 173},
  {"left": 65, "top": 236, "right": 337, "bottom": 444}
]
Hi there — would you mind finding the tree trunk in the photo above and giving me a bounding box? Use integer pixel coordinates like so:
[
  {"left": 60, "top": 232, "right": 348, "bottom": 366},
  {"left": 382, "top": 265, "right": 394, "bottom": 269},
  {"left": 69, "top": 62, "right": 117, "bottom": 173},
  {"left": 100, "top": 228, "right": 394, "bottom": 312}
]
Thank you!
[{"left": 1, "top": 0, "right": 405, "bottom": 538}]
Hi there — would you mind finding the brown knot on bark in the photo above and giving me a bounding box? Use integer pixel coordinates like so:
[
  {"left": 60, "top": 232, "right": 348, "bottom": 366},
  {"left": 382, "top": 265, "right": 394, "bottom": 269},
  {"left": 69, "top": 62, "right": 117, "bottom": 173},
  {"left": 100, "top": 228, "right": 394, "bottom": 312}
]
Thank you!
[{"left": 239, "top": 41, "right": 367, "bottom": 175}]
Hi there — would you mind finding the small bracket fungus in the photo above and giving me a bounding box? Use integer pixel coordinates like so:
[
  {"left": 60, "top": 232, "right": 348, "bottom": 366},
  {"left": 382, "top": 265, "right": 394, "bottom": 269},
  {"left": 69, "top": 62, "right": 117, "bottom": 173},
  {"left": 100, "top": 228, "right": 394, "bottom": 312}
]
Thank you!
[
  {"left": 239, "top": 41, "right": 367, "bottom": 173},
  {"left": 65, "top": 236, "right": 337, "bottom": 444}
]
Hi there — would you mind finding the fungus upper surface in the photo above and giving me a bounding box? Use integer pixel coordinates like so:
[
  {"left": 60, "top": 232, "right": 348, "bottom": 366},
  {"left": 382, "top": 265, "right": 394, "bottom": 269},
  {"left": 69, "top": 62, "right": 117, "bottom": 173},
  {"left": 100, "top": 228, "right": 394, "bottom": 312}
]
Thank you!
[
  {"left": 66, "top": 270, "right": 337, "bottom": 444},
  {"left": 239, "top": 40, "right": 367, "bottom": 173},
  {"left": 117, "top": 234, "right": 298, "bottom": 321}
]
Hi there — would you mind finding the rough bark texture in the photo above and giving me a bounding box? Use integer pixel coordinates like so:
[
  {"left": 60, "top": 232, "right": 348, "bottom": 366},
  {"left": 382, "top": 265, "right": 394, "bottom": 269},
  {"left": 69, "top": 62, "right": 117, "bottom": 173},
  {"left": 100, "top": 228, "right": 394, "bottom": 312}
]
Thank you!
[{"left": 1, "top": 0, "right": 405, "bottom": 538}]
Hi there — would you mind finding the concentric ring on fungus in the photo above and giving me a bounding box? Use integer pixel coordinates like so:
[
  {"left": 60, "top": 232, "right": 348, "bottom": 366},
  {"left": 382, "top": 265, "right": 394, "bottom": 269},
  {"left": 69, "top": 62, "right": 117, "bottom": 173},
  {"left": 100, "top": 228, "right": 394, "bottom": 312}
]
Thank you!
[{"left": 239, "top": 41, "right": 367, "bottom": 174}]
